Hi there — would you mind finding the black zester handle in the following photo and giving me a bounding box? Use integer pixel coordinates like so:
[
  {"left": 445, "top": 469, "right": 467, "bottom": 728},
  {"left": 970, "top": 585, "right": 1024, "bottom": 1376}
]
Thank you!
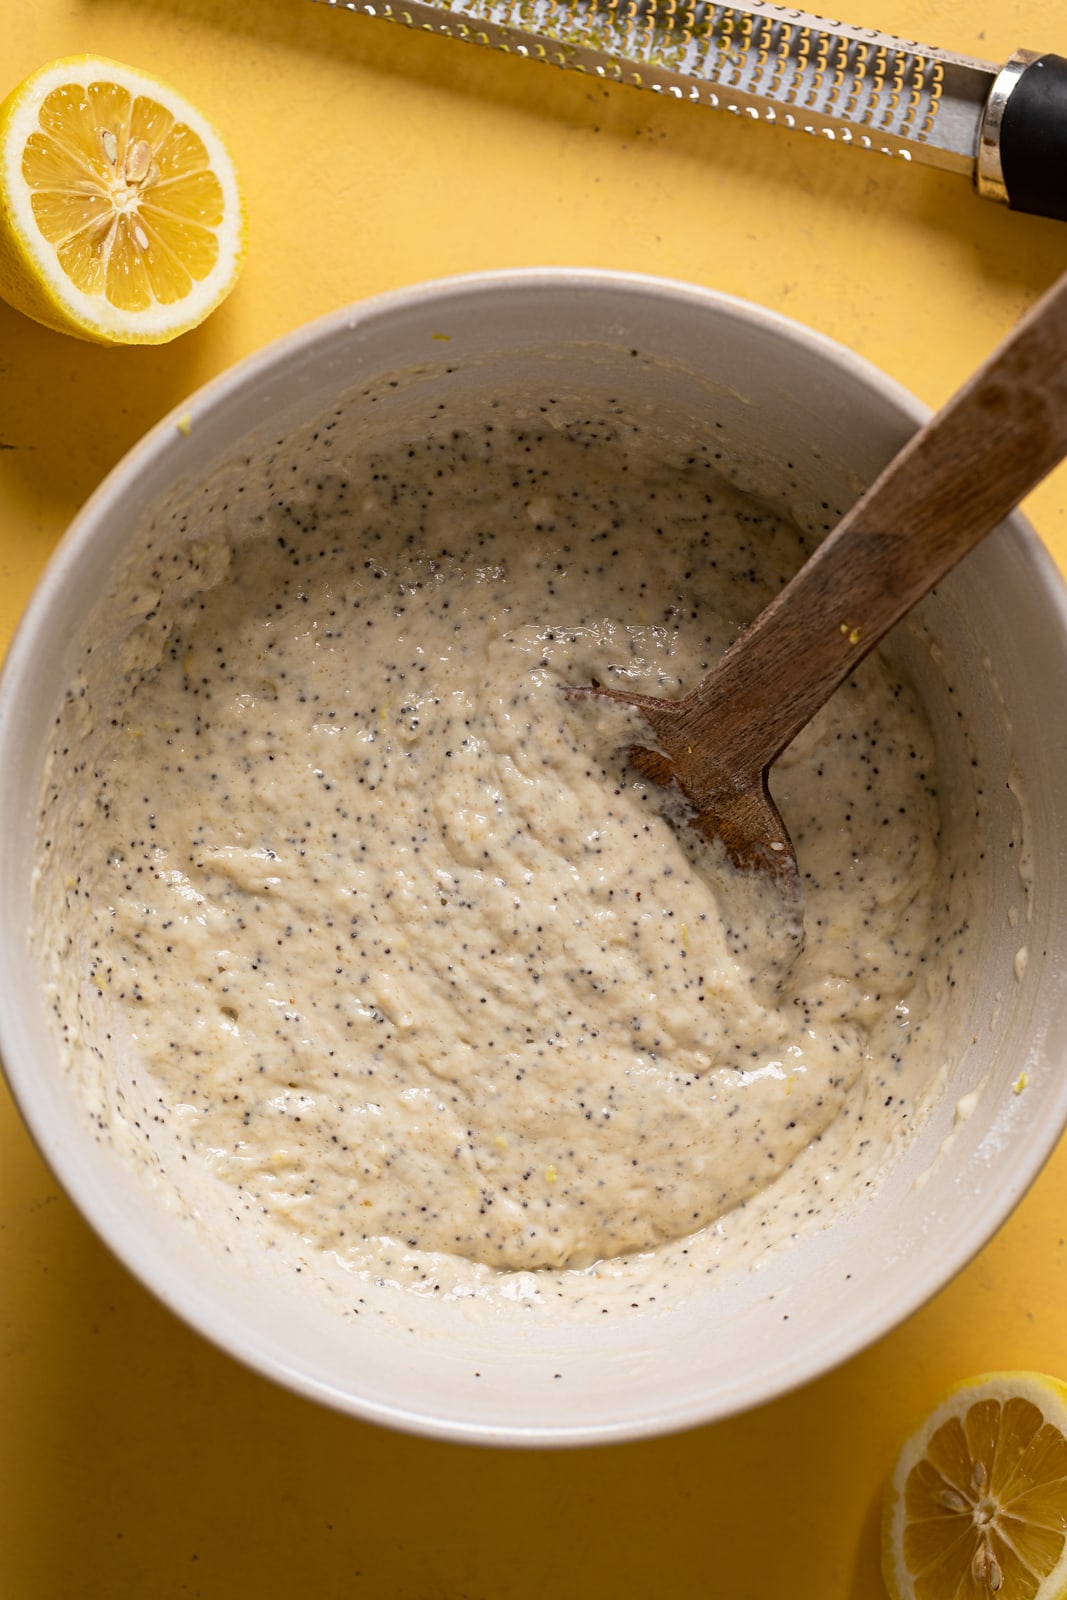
[{"left": 999, "top": 54, "right": 1067, "bottom": 222}]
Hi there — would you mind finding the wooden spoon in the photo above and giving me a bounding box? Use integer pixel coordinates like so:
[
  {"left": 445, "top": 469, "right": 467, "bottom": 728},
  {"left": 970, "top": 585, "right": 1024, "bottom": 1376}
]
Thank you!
[{"left": 570, "top": 267, "right": 1067, "bottom": 918}]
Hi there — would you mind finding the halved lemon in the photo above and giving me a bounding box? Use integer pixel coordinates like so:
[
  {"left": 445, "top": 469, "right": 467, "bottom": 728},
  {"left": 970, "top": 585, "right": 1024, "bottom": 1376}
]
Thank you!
[
  {"left": 0, "top": 55, "right": 245, "bottom": 343},
  {"left": 883, "top": 1372, "right": 1067, "bottom": 1599}
]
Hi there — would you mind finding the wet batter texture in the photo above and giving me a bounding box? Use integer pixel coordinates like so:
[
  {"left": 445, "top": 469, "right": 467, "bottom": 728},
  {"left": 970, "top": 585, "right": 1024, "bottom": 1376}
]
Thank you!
[{"left": 33, "top": 401, "right": 973, "bottom": 1288}]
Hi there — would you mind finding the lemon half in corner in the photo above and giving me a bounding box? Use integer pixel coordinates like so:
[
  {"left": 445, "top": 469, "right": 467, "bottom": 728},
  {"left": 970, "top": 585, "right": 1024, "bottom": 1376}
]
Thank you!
[
  {"left": 883, "top": 1371, "right": 1067, "bottom": 1599},
  {"left": 0, "top": 55, "right": 245, "bottom": 344}
]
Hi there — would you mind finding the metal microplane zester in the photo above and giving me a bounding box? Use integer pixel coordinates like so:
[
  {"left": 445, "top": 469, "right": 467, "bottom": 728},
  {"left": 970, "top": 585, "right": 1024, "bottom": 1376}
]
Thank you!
[{"left": 312, "top": 0, "right": 1067, "bottom": 222}]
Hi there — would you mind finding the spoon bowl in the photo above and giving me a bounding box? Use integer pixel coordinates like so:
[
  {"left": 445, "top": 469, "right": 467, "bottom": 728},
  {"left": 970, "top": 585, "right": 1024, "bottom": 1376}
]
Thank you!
[{"left": 572, "top": 268, "right": 1067, "bottom": 901}]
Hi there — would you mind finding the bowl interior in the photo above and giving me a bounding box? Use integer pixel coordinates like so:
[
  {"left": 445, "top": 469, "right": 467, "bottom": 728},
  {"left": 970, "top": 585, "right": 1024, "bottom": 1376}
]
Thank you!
[{"left": 4, "top": 269, "right": 1067, "bottom": 1445}]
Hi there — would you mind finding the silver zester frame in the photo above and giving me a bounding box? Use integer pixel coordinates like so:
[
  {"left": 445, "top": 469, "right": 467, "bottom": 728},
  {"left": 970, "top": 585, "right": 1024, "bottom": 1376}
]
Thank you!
[{"left": 314, "top": 0, "right": 1013, "bottom": 180}]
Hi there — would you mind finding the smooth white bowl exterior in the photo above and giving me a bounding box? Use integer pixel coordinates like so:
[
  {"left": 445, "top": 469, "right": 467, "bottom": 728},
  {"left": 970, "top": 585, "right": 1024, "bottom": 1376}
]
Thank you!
[{"left": 4, "top": 269, "right": 1067, "bottom": 1446}]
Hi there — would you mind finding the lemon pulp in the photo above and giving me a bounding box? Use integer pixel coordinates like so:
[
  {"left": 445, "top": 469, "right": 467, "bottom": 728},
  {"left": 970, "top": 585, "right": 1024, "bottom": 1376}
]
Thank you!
[
  {"left": 884, "top": 1374, "right": 1067, "bottom": 1600},
  {"left": 0, "top": 56, "right": 244, "bottom": 342}
]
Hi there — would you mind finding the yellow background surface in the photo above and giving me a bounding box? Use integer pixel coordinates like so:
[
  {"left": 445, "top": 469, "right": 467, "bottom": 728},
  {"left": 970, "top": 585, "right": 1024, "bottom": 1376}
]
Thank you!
[{"left": 3, "top": 2, "right": 1067, "bottom": 1595}]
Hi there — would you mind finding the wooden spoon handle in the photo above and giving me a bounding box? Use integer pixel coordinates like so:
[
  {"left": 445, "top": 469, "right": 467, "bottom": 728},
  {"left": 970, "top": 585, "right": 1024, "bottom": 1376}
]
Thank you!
[{"left": 680, "top": 268, "right": 1067, "bottom": 778}]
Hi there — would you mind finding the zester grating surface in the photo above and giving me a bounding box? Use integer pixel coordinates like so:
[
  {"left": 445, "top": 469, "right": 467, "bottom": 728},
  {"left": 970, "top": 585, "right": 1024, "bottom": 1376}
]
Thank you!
[{"left": 316, "top": 0, "right": 995, "bottom": 171}]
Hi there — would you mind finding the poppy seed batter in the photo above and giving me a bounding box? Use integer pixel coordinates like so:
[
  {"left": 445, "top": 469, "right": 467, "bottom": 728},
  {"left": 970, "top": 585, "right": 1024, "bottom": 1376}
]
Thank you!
[{"left": 33, "top": 402, "right": 973, "bottom": 1285}]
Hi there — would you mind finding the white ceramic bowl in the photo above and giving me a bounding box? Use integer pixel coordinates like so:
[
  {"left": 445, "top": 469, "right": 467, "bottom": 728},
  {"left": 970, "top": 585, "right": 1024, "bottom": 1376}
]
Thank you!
[{"left": 4, "top": 269, "right": 1067, "bottom": 1446}]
